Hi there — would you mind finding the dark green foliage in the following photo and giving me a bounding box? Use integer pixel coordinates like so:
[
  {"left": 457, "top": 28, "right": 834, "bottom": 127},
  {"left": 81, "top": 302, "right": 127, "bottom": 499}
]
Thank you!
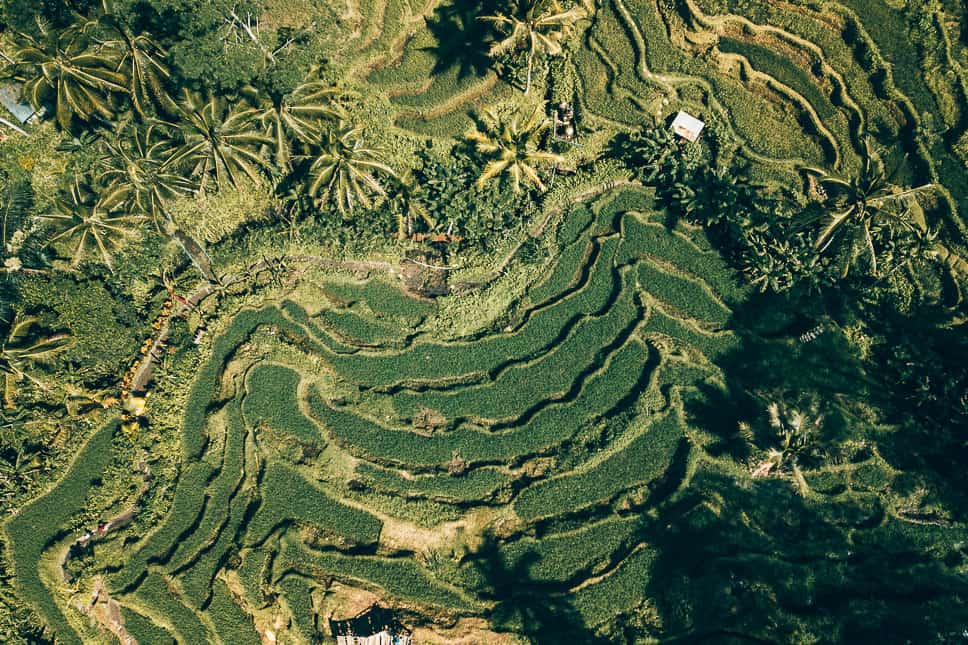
[{"left": 16, "top": 276, "right": 144, "bottom": 384}]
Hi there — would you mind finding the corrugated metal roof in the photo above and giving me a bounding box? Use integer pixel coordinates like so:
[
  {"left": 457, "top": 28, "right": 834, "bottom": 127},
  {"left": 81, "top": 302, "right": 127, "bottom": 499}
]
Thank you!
[
  {"left": 671, "top": 110, "right": 705, "bottom": 142},
  {"left": 0, "top": 84, "right": 38, "bottom": 123}
]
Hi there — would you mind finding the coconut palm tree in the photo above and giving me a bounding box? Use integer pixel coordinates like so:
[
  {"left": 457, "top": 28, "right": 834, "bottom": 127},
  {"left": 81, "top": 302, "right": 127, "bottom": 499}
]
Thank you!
[
  {"left": 102, "top": 26, "right": 176, "bottom": 116},
  {"left": 807, "top": 138, "right": 935, "bottom": 277},
  {"left": 748, "top": 398, "right": 825, "bottom": 496},
  {"left": 466, "top": 103, "right": 563, "bottom": 193},
  {"left": 305, "top": 123, "right": 397, "bottom": 215},
  {"left": 39, "top": 177, "right": 145, "bottom": 271},
  {"left": 96, "top": 122, "right": 195, "bottom": 230},
  {"left": 257, "top": 80, "right": 347, "bottom": 171},
  {"left": 1, "top": 314, "right": 70, "bottom": 409},
  {"left": 7, "top": 21, "right": 127, "bottom": 129},
  {"left": 479, "top": 0, "right": 588, "bottom": 94},
  {"left": 167, "top": 91, "right": 271, "bottom": 191}
]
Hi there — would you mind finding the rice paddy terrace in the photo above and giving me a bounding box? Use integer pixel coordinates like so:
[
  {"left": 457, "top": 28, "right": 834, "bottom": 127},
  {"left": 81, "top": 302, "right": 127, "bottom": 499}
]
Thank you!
[{"left": 6, "top": 0, "right": 968, "bottom": 643}]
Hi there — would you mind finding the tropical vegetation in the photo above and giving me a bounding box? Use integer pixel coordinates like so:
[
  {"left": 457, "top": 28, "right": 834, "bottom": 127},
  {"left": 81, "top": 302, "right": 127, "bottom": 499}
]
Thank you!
[{"left": 0, "top": 0, "right": 967, "bottom": 643}]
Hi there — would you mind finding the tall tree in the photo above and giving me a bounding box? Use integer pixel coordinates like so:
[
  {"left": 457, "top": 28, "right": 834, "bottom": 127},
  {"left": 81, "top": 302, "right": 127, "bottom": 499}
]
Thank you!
[
  {"left": 167, "top": 91, "right": 270, "bottom": 191},
  {"left": 6, "top": 21, "right": 126, "bottom": 129},
  {"left": 39, "top": 177, "right": 145, "bottom": 271},
  {"left": 96, "top": 122, "right": 195, "bottom": 230},
  {"left": 100, "top": 22, "right": 176, "bottom": 116},
  {"left": 479, "top": 0, "right": 588, "bottom": 94},
  {"left": 1, "top": 314, "right": 70, "bottom": 409},
  {"left": 807, "top": 138, "right": 935, "bottom": 277},
  {"left": 257, "top": 80, "right": 347, "bottom": 172},
  {"left": 304, "top": 123, "right": 397, "bottom": 216},
  {"left": 466, "top": 103, "right": 562, "bottom": 193}
]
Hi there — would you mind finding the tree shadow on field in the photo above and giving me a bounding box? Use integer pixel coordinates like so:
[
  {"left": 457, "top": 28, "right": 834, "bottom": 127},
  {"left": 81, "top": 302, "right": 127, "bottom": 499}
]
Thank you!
[
  {"left": 424, "top": 0, "right": 500, "bottom": 79},
  {"left": 468, "top": 534, "right": 605, "bottom": 644},
  {"left": 684, "top": 290, "right": 872, "bottom": 459},
  {"left": 642, "top": 472, "right": 968, "bottom": 644}
]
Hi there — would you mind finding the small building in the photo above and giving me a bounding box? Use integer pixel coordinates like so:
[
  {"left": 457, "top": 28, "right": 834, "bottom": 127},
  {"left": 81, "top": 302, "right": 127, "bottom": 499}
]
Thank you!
[
  {"left": 0, "top": 83, "right": 43, "bottom": 125},
  {"left": 670, "top": 110, "right": 705, "bottom": 143}
]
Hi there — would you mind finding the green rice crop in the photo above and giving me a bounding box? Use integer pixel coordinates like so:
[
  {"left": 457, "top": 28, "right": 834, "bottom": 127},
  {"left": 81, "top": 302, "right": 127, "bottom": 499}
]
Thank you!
[
  {"left": 246, "top": 462, "right": 382, "bottom": 546},
  {"left": 498, "top": 515, "right": 642, "bottom": 583},
  {"left": 279, "top": 538, "right": 478, "bottom": 611},
  {"left": 119, "top": 607, "right": 176, "bottom": 645},
  {"left": 111, "top": 462, "right": 216, "bottom": 592},
  {"left": 129, "top": 572, "right": 212, "bottom": 644},
  {"left": 277, "top": 575, "right": 318, "bottom": 640},
  {"left": 4, "top": 420, "right": 118, "bottom": 645},
  {"left": 309, "top": 339, "right": 654, "bottom": 467},
  {"left": 169, "top": 402, "right": 247, "bottom": 570},
  {"left": 514, "top": 409, "right": 684, "bottom": 520},
  {"left": 243, "top": 364, "right": 321, "bottom": 445},
  {"left": 391, "top": 282, "right": 640, "bottom": 421},
  {"left": 237, "top": 548, "right": 271, "bottom": 609},
  {"left": 207, "top": 579, "right": 261, "bottom": 645},
  {"left": 318, "top": 309, "right": 404, "bottom": 346},
  {"left": 636, "top": 261, "right": 731, "bottom": 325},
  {"left": 328, "top": 237, "right": 622, "bottom": 388},
  {"left": 573, "top": 547, "right": 657, "bottom": 626}
]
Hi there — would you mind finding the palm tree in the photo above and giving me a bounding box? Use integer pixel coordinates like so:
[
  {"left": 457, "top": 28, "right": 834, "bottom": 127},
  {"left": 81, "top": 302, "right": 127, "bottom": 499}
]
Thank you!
[
  {"left": 39, "top": 177, "right": 145, "bottom": 271},
  {"left": 96, "top": 122, "right": 196, "bottom": 230},
  {"left": 167, "top": 91, "right": 271, "bottom": 191},
  {"left": 479, "top": 0, "right": 588, "bottom": 94},
  {"left": 102, "top": 26, "right": 176, "bottom": 116},
  {"left": 305, "top": 123, "right": 397, "bottom": 215},
  {"left": 1, "top": 314, "right": 70, "bottom": 409},
  {"left": 748, "top": 398, "right": 825, "bottom": 496},
  {"left": 807, "top": 138, "right": 935, "bottom": 277},
  {"left": 257, "top": 80, "right": 347, "bottom": 171},
  {"left": 466, "top": 103, "right": 563, "bottom": 193},
  {"left": 7, "top": 22, "right": 127, "bottom": 129}
]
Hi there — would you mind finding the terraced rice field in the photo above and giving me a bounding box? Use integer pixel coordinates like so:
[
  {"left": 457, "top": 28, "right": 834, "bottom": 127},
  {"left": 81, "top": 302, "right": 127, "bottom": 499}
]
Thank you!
[{"left": 6, "top": 0, "right": 968, "bottom": 641}]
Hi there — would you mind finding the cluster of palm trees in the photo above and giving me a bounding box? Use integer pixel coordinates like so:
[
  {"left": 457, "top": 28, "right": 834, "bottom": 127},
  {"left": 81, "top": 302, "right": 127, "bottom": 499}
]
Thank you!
[
  {"left": 4, "top": 9, "right": 402, "bottom": 270},
  {"left": 0, "top": 0, "right": 597, "bottom": 273}
]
